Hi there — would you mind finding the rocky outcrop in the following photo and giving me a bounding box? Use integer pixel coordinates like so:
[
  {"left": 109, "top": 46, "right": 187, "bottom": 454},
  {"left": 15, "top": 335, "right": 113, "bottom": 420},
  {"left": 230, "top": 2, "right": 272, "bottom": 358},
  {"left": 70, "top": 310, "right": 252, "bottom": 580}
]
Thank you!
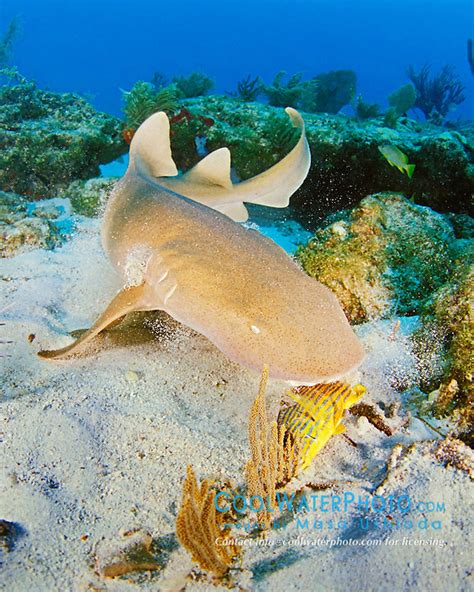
[
  {"left": 0, "top": 191, "right": 71, "bottom": 256},
  {"left": 295, "top": 193, "right": 459, "bottom": 323},
  {"left": 296, "top": 192, "right": 473, "bottom": 445},
  {"left": 0, "top": 75, "right": 126, "bottom": 199},
  {"left": 178, "top": 97, "right": 473, "bottom": 220}
]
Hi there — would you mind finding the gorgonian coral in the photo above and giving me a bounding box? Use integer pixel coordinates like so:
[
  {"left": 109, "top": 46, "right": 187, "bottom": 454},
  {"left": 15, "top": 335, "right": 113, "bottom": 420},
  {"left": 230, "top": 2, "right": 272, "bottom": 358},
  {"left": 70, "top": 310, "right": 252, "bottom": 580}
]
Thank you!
[{"left": 407, "top": 64, "right": 465, "bottom": 122}]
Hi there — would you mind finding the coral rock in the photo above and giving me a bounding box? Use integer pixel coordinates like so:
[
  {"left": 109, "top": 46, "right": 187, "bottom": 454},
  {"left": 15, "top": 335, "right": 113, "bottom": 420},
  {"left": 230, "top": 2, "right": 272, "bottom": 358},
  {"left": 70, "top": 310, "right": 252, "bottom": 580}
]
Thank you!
[
  {"left": 0, "top": 76, "right": 126, "bottom": 199},
  {"left": 178, "top": 96, "right": 473, "bottom": 216},
  {"left": 0, "top": 192, "right": 68, "bottom": 257},
  {"left": 64, "top": 177, "right": 117, "bottom": 217},
  {"left": 296, "top": 193, "right": 456, "bottom": 323}
]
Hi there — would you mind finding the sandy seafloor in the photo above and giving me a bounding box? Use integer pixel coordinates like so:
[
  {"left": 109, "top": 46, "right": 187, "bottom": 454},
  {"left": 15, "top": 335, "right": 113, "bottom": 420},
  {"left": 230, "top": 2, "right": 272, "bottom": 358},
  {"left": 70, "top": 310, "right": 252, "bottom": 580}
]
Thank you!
[{"left": 0, "top": 213, "right": 472, "bottom": 592}]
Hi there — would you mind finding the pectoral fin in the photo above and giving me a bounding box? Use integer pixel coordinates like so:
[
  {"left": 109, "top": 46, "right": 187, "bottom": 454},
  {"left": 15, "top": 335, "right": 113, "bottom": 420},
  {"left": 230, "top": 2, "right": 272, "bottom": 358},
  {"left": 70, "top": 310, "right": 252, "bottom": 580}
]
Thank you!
[{"left": 38, "top": 284, "right": 153, "bottom": 360}]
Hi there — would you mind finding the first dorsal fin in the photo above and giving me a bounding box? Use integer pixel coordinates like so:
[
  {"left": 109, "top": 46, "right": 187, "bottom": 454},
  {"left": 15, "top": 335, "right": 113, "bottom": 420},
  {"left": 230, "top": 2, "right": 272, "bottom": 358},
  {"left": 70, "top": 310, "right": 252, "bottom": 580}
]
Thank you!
[
  {"left": 183, "top": 148, "right": 233, "bottom": 189},
  {"left": 129, "top": 112, "right": 178, "bottom": 178}
]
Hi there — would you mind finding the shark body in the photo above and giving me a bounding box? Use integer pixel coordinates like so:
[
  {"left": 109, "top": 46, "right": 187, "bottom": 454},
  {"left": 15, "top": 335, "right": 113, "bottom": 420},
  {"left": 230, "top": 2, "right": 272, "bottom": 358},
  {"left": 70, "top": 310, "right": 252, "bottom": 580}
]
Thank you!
[{"left": 39, "top": 108, "right": 364, "bottom": 384}]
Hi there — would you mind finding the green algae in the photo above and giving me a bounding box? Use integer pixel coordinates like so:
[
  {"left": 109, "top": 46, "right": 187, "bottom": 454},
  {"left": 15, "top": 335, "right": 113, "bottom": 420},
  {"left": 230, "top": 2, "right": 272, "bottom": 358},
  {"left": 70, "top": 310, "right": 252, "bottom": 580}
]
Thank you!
[
  {"left": 65, "top": 177, "right": 117, "bottom": 217},
  {"left": 122, "top": 81, "right": 179, "bottom": 129}
]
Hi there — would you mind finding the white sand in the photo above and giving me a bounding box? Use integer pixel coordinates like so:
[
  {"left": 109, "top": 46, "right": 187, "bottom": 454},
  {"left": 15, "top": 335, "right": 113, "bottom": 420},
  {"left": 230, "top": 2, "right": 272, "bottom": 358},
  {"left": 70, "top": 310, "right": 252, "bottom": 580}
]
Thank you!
[{"left": 0, "top": 217, "right": 472, "bottom": 591}]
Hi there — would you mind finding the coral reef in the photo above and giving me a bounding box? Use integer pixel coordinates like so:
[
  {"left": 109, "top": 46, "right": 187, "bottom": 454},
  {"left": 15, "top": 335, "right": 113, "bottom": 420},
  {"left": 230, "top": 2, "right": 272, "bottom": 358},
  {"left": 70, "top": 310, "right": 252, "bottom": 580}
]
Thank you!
[
  {"left": 296, "top": 193, "right": 457, "bottom": 323},
  {"left": 296, "top": 191, "right": 472, "bottom": 443},
  {"left": 168, "top": 108, "right": 218, "bottom": 172},
  {"left": 176, "top": 465, "right": 239, "bottom": 577},
  {"left": 121, "top": 80, "right": 179, "bottom": 129},
  {"left": 0, "top": 73, "right": 126, "bottom": 198},
  {"left": 300, "top": 70, "right": 357, "bottom": 114},
  {"left": 201, "top": 98, "right": 298, "bottom": 180},
  {"left": 414, "top": 262, "right": 473, "bottom": 445},
  {"left": 407, "top": 64, "right": 466, "bottom": 122},
  {"left": 260, "top": 71, "right": 303, "bottom": 108},
  {"left": 260, "top": 69, "right": 357, "bottom": 114},
  {"left": 173, "top": 72, "right": 214, "bottom": 98},
  {"left": 354, "top": 95, "right": 380, "bottom": 120},
  {"left": 181, "top": 96, "right": 473, "bottom": 215},
  {"left": 0, "top": 191, "right": 69, "bottom": 256}
]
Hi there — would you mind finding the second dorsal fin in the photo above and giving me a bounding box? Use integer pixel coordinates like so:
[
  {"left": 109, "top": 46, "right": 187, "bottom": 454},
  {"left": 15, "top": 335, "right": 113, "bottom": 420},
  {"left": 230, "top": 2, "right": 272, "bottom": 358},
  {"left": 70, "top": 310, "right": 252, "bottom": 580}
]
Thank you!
[{"left": 183, "top": 148, "right": 233, "bottom": 189}]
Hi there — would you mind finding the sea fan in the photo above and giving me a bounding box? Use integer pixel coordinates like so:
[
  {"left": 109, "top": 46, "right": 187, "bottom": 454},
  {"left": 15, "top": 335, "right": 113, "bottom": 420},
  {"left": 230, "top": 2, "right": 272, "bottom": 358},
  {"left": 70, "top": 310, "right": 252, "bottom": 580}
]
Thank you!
[
  {"left": 228, "top": 75, "right": 261, "bottom": 102},
  {"left": 245, "top": 366, "right": 301, "bottom": 529},
  {"left": 407, "top": 64, "right": 465, "bottom": 121},
  {"left": 176, "top": 465, "right": 239, "bottom": 577}
]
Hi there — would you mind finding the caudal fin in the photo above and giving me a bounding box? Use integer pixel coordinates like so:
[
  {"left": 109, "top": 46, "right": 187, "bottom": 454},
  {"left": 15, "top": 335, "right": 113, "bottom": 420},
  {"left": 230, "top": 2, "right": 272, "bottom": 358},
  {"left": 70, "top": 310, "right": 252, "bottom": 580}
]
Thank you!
[
  {"left": 405, "top": 164, "right": 415, "bottom": 179},
  {"left": 239, "top": 107, "right": 311, "bottom": 209}
]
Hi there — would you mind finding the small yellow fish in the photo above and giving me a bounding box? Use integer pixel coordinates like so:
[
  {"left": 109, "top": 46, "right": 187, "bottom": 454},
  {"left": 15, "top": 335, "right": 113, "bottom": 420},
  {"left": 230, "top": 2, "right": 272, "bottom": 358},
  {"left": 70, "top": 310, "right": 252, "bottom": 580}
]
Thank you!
[
  {"left": 378, "top": 145, "right": 415, "bottom": 179},
  {"left": 278, "top": 381, "right": 365, "bottom": 468}
]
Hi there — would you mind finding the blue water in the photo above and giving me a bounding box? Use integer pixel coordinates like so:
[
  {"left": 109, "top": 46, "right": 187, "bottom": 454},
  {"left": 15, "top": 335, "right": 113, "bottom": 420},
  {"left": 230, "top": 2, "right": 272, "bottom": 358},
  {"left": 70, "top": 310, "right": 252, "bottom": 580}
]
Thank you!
[{"left": 1, "top": 0, "right": 473, "bottom": 119}]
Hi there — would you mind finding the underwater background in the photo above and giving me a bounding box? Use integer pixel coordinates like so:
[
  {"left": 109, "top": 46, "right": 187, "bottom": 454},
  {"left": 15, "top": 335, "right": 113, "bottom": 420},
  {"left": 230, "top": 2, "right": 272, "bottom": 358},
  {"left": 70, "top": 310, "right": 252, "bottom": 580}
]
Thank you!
[
  {"left": 1, "top": 0, "right": 473, "bottom": 119},
  {"left": 0, "top": 1, "right": 473, "bottom": 590}
]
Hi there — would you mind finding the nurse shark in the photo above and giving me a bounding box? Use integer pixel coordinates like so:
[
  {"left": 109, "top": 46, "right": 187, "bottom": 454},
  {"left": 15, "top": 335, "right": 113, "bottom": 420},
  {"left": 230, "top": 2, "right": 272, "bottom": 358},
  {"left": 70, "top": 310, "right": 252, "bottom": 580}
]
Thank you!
[{"left": 39, "top": 108, "right": 364, "bottom": 384}]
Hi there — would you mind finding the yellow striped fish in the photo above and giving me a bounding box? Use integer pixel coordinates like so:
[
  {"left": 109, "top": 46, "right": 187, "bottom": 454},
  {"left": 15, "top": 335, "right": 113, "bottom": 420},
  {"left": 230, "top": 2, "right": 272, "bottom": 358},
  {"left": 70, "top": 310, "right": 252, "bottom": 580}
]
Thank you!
[{"left": 278, "top": 381, "right": 365, "bottom": 469}]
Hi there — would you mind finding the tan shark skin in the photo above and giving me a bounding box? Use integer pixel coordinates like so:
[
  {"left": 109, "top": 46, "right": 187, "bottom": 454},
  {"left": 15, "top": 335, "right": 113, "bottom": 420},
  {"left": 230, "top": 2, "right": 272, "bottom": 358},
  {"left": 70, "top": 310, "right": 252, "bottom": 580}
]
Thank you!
[
  {"left": 39, "top": 109, "right": 364, "bottom": 384},
  {"left": 157, "top": 107, "right": 311, "bottom": 221}
]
